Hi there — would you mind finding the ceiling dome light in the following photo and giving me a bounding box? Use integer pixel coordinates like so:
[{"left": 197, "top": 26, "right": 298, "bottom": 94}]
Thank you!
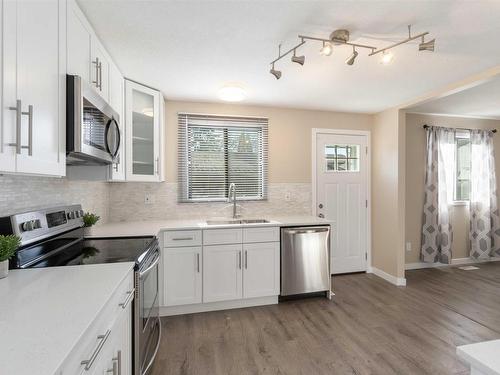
[
  {"left": 320, "top": 41, "right": 333, "bottom": 56},
  {"left": 269, "top": 63, "right": 282, "bottom": 80},
  {"left": 218, "top": 85, "right": 247, "bottom": 102},
  {"left": 380, "top": 51, "right": 394, "bottom": 65}
]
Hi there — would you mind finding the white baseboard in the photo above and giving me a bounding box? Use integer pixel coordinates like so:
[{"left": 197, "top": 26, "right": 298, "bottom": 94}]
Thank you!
[
  {"left": 405, "top": 262, "right": 448, "bottom": 270},
  {"left": 159, "top": 296, "right": 278, "bottom": 316},
  {"left": 370, "top": 267, "right": 406, "bottom": 287},
  {"left": 405, "top": 257, "right": 500, "bottom": 270}
]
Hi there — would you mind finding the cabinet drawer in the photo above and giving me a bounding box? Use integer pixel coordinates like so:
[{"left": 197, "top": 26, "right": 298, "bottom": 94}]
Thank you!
[
  {"left": 243, "top": 227, "right": 279, "bottom": 243},
  {"left": 203, "top": 228, "right": 243, "bottom": 245},
  {"left": 164, "top": 230, "right": 202, "bottom": 247},
  {"left": 60, "top": 270, "right": 134, "bottom": 375}
]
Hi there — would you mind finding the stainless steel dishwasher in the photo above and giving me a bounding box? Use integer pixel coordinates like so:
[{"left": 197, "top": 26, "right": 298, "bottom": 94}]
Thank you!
[{"left": 281, "top": 226, "right": 331, "bottom": 298}]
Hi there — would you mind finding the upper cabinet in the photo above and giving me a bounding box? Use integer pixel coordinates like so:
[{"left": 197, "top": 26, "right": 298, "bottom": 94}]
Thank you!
[
  {"left": 108, "top": 63, "right": 126, "bottom": 181},
  {"left": 125, "top": 80, "right": 164, "bottom": 182},
  {"left": 0, "top": 0, "right": 66, "bottom": 176}
]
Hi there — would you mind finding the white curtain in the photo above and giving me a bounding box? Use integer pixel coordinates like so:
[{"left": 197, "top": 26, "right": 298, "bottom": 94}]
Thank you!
[
  {"left": 469, "top": 129, "right": 500, "bottom": 259},
  {"left": 421, "top": 126, "right": 456, "bottom": 263}
]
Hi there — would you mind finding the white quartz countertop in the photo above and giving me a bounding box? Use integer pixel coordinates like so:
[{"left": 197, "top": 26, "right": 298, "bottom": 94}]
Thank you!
[
  {"left": 0, "top": 263, "right": 134, "bottom": 375},
  {"left": 457, "top": 340, "right": 500, "bottom": 375},
  {"left": 86, "top": 216, "right": 333, "bottom": 238}
]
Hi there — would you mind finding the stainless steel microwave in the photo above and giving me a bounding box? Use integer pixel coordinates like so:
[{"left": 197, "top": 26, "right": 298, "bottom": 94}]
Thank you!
[{"left": 66, "top": 75, "right": 121, "bottom": 165}]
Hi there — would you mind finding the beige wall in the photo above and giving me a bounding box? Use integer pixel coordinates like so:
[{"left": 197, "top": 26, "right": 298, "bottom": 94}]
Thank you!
[
  {"left": 372, "top": 109, "right": 406, "bottom": 279},
  {"left": 164, "top": 100, "right": 373, "bottom": 183},
  {"left": 405, "top": 113, "right": 500, "bottom": 263}
]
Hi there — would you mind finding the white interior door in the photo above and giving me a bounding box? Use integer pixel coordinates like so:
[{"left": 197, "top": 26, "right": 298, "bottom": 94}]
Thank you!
[{"left": 316, "top": 132, "right": 368, "bottom": 274}]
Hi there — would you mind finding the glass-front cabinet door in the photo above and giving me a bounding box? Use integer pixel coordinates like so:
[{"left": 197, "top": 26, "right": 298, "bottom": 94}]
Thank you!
[{"left": 125, "top": 80, "right": 164, "bottom": 182}]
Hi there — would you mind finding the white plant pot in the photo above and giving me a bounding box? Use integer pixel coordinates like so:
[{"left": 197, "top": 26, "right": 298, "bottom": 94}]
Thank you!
[{"left": 0, "top": 260, "right": 9, "bottom": 279}]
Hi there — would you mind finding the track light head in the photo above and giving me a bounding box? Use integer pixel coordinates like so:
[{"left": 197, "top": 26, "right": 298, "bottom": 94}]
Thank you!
[
  {"left": 270, "top": 64, "right": 282, "bottom": 80},
  {"left": 291, "top": 50, "right": 305, "bottom": 65},
  {"left": 345, "top": 48, "right": 358, "bottom": 66},
  {"left": 320, "top": 41, "right": 333, "bottom": 56},
  {"left": 380, "top": 51, "right": 394, "bottom": 65},
  {"left": 419, "top": 38, "right": 435, "bottom": 52}
]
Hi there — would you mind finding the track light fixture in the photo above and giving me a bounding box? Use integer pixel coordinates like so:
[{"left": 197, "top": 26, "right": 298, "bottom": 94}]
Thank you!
[
  {"left": 345, "top": 46, "right": 358, "bottom": 66},
  {"left": 270, "top": 63, "right": 281, "bottom": 80},
  {"left": 320, "top": 41, "right": 333, "bottom": 56},
  {"left": 291, "top": 49, "right": 305, "bottom": 65},
  {"left": 380, "top": 51, "right": 394, "bottom": 65},
  {"left": 419, "top": 36, "right": 435, "bottom": 52},
  {"left": 269, "top": 25, "right": 435, "bottom": 79}
]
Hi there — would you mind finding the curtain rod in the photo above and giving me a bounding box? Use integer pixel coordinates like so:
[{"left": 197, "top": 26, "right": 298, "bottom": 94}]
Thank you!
[{"left": 422, "top": 124, "right": 497, "bottom": 133}]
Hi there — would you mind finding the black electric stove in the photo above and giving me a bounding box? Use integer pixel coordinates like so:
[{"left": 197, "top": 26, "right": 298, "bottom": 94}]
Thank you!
[{"left": 0, "top": 204, "right": 162, "bottom": 375}]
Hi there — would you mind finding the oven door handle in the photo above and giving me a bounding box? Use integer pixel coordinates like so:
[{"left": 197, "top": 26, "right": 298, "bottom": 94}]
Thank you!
[{"left": 139, "top": 251, "right": 160, "bottom": 278}]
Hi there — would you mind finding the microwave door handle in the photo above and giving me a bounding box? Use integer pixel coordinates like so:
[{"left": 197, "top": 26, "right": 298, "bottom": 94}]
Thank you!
[
  {"left": 111, "top": 119, "right": 121, "bottom": 158},
  {"left": 104, "top": 119, "right": 121, "bottom": 159}
]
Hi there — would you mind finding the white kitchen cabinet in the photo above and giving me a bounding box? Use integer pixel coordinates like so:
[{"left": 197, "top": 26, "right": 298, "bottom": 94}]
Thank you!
[
  {"left": 125, "top": 80, "right": 164, "bottom": 182},
  {"left": 108, "top": 62, "right": 126, "bottom": 181},
  {"left": 203, "top": 244, "right": 243, "bottom": 303},
  {"left": 60, "top": 271, "right": 134, "bottom": 375},
  {"left": 1, "top": 0, "right": 66, "bottom": 176},
  {"left": 67, "top": 1, "right": 91, "bottom": 83},
  {"left": 164, "top": 247, "right": 202, "bottom": 306},
  {"left": 243, "top": 242, "right": 280, "bottom": 298},
  {"left": 91, "top": 39, "right": 110, "bottom": 101}
]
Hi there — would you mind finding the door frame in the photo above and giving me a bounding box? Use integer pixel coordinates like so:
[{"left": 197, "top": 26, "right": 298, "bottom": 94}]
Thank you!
[{"left": 312, "top": 128, "right": 372, "bottom": 273}]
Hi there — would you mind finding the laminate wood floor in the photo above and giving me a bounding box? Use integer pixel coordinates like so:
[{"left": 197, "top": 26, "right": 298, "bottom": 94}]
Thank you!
[{"left": 151, "top": 263, "right": 500, "bottom": 375}]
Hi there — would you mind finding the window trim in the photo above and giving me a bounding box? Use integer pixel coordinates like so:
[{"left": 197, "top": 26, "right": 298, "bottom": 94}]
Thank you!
[{"left": 178, "top": 113, "right": 269, "bottom": 203}]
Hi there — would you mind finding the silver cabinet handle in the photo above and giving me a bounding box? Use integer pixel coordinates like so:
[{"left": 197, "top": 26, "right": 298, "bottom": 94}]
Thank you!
[
  {"left": 8, "top": 100, "right": 33, "bottom": 155},
  {"left": 245, "top": 250, "right": 248, "bottom": 269},
  {"left": 155, "top": 157, "right": 159, "bottom": 175},
  {"left": 22, "top": 105, "right": 33, "bottom": 156},
  {"left": 112, "top": 350, "right": 122, "bottom": 375},
  {"left": 8, "top": 100, "right": 22, "bottom": 154},
  {"left": 238, "top": 251, "right": 242, "bottom": 269},
  {"left": 119, "top": 288, "right": 135, "bottom": 309},
  {"left": 92, "top": 58, "right": 100, "bottom": 89},
  {"left": 81, "top": 329, "right": 111, "bottom": 370},
  {"left": 196, "top": 253, "right": 200, "bottom": 273},
  {"left": 106, "top": 360, "right": 117, "bottom": 375},
  {"left": 98, "top": 61, "right": 103, "bottom": 90},
  {"left": 172, "top": 237, "right": 193, "bottom": 241}
]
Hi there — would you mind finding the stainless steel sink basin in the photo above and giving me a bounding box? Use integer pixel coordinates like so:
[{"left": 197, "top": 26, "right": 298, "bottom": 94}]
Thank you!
[{"left": 206, "top": 219, "right": 269, "bottom": 225}]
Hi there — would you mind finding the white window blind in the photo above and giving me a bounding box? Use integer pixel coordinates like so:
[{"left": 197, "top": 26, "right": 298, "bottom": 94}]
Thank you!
[{"left": 178, "top": 113, "right": 268, "bottom": 202}]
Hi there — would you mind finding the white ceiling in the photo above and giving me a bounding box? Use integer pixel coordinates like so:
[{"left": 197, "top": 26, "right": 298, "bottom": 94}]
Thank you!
[
  {"left": 407, "top": 76, "right": 500, "bottom": 119},
  {"left": 77, "top": 0, "right": 500, "bottom": 114}
]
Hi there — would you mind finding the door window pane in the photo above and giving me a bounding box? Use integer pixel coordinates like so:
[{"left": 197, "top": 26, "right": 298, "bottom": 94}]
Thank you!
[
  {"left": 325, "top": 144, "right": 360, "bottom": 172},
  {"left": 132, "top": 89, "right": 155, "bottom": 175}
]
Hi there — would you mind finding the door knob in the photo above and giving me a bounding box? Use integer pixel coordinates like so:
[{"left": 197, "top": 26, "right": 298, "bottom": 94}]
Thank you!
[
  {"left": 318, "top": 213, "right": 325, "bottom": 218},
  {"left": 318, "top": 203, "right": 323, "bottom": 209}
]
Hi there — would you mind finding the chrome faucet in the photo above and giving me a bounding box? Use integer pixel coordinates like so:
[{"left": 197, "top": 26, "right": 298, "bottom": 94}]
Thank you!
[{"left": 228, "top": 183, "right": 238, "bottom": 219}]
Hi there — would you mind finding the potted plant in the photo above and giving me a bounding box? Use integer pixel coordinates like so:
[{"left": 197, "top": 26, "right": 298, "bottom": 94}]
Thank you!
[
  {"left": 82, "top": 212, "right": 100, "bottom": 236},
  {"left": 0, "top": 235, "right": 21, "bottom": 279}
]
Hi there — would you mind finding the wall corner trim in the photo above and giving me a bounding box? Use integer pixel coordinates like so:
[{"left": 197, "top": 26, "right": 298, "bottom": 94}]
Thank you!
[{"left": 370, "top": 267, "right": 406, "bottom": 286}]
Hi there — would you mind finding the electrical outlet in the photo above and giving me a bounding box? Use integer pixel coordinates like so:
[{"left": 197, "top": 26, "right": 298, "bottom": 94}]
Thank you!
[
  {"left": 144, "top": 194, "right": 155, "bottom": 205},
  {"left": 285, "top": 192, "right": 291, "bottom": 202},
  {"left": 405, "top": 241, "right": 412, "bottom": 252}
]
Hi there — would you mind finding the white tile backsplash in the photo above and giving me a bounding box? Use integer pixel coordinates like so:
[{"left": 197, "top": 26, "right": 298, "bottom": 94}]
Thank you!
[
  {"left": 0, "top": 175, "right": 311, "bottom": 223},
  {"left": 108, "top": 182, "right": 312, "bottom": 222},
  {"left": 0, "top": 175, "right": 110, "bottom": 221}
]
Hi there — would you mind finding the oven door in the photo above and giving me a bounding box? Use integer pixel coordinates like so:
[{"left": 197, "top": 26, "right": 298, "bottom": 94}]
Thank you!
[
  {"left": 136, "top": 247, "right": 161, "bottom": 375},
  {"left": 66, "top": 75, "right": 121, "bottom": 164}
]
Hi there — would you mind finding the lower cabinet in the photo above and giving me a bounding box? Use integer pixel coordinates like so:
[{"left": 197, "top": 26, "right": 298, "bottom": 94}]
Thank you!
[
  {"left": 60, "top": 271, "right": 134, "bottom": 375},
  {"left": 161, "top": 227, "right": 280, "bottom": 312},
  {"left": 203, "top": 244, "right": 243, "bottom": 303},
  {"left": 243, "top": 242, "right": 280, "bottom": 298},
  {"left": 164, "top": 246, "right": 202, "bottom": 306}
]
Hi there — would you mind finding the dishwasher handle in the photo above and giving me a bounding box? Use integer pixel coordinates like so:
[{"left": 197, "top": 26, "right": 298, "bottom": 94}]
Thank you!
[{"left": 283, "top": 227, "right": 329, "bottom": 235}]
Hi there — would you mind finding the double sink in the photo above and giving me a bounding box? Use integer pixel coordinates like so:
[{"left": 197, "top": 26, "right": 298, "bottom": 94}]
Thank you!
[{"left": 205, "top": 219, "right": 270, "bottom": 225}]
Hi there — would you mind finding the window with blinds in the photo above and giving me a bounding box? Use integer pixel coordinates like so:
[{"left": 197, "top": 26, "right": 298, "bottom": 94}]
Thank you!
[{"left": 178, "top": 113, "right": 268, "bottom": 202}]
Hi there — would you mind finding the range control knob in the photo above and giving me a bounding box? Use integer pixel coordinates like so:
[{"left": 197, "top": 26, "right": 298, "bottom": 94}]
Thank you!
[
  {"left": 66, "top": 212, "right": 72, "bottom": 220},
  {"left": 68, "top": 212, "right": 75, "bottom": 220},
  {"left": 74, "top": 211, "right": 80, "bottom": 218},
  {"left": 22, "top": 221, "right": 33, "bottom": 231},
  {"left": 79, "top": 209, "right": 84, "bottom": 217},
  {"left": 33, "top": 219, "right": 41, "bottom": 229}
]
